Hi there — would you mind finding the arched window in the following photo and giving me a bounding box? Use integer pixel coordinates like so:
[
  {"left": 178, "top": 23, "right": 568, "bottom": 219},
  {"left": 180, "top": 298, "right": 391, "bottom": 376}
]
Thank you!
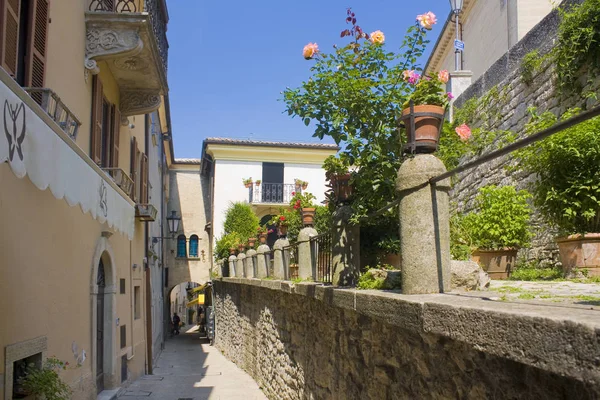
[
  {"left": 189, "top": 235, "right": 199, "bottom": 257},
  {"left": 177, "top": 235, "right": 187, "bottom": 258}
]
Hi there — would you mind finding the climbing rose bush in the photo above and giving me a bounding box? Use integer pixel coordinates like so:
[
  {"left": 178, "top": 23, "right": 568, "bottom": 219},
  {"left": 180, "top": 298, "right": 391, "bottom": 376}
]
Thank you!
[{"left": 302, "top": 43, "right": 319, "bottom": 59}]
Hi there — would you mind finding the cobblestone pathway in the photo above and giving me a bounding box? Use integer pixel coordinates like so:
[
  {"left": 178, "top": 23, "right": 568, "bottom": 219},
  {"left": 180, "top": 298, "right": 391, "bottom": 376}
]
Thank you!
[{"left": 119, "top": 325, "right": 267, "bottom": 400}]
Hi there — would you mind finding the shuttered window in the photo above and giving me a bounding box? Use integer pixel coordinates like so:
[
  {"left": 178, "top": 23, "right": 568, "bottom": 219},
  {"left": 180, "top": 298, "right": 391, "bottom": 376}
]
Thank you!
[
  {"left": 91, "top": 76, "right": 103, "bottom": 165},
  {"left": 140, "top": 153, "right": 148, "bottom": 203},
  {"left": 111, "top": 105, "right": 120, "bottom": 167},
  {"left": 130, "top": 136, "right": 138, "bottom": 201},
  {"left": 24, "top": 0, "right": 48, "bottom": 88},
  {"left": 0, "top": 0, "right": 20, "bottom": 77}
]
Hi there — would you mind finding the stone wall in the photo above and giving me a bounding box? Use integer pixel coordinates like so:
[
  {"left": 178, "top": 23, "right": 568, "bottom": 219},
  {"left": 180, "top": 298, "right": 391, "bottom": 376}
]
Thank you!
[
  {"left": 450, "top": 0, "right": 600, "bottom": 262},
  {"left": 213, "top": 278, "right": 600, "bottom": 400}
]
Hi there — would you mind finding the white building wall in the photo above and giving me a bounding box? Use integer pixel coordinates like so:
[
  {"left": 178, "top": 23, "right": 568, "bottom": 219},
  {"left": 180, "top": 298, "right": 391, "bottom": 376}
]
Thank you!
[
  {"left": 517, "top": 0, "right": 560, "bottom": 41},
  {"left": 212, "top": 160, "right": 263, "bottom": 239},
  {"left": 283, "top": 163, "right": 329, "bottom": 204}
]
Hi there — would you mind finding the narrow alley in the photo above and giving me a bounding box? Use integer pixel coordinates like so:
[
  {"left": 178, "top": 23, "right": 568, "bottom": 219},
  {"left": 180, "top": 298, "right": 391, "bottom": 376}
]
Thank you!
[{"left": 118, "top": 326, "right": 267, "bottom": 400}]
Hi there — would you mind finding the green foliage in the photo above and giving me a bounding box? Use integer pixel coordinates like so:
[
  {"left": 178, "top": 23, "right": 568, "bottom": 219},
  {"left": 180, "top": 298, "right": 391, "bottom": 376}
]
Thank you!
[
  {"left": 404, "top": 72, "right": 450, "bottom": 108},
  {"left": 554, "top": 0, "right": 600, "bottom": 91},
  {"left": 242, "top": 177, "right": 253, "bottom": 185},
  {"left": 437, "top": 122, "right": 470, "bottom": 170},
  {"left": 314, "top": 205, "right": 333, "bottom": 234},
  {"left": 18, "top": 357, "right": 72, "bottom": 400},
  {"left": 462, "top": 185, "right": 533, "bottom": 250},
  {"left": 450, "top": 213, "right": 472, "bottom": 260},
  {"left": 520, "top": 50, "right": 546, "bottom": 85},
  {"left": 510, "top": 266, "right": 563, "bottom": 281},
  {"left": 283, "top": 10, "right": 433, "bottom": 221},
  {"left": 322, "top": 155, "right": 349, "bottom": 180},
  {"left": 517, "top": 109, "right": 600, "bottom": 234},
  {"left": 222, "top": 202, "right": 259, "bottom": 240},
  {"left": 357, "top": 268, "right": 401, "bottom": 290},
  {"left": 214, "top": 232, "right": 241, "bottom": 260}
]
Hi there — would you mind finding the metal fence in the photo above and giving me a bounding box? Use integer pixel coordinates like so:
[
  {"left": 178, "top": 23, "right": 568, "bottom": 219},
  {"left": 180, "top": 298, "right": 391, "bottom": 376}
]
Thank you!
[
  {"left": 311, "top": 232, "right": 333, "bottom": 284},
  {"left": 282, "top": 243, "right": 299, "bottom": 280},
  {"left": 250, "top": 183, "right": 297, "bottom": 204}
]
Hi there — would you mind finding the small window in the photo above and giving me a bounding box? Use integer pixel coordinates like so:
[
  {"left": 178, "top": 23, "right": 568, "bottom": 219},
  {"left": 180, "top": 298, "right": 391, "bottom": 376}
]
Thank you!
[
  {"left": 134, "top": 286, "right": 140, "bottom": 319},
  {"left": 189, "top": 235, "right": 199, "bottom": 257},
  {"left": 177, "top": 235, "right": 186, "bottom": 258},
  {"left": 120, "top": 325, "right": 126, "bottom": 349},
  {"left": 120, "top": 279, "right": 126, "bottom": 294}
]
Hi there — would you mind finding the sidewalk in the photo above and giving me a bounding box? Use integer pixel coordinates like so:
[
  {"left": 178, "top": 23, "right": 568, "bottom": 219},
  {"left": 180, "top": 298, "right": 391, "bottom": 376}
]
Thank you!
[{"left": 118, "top": 325, "right": 267, "bottom": 400}]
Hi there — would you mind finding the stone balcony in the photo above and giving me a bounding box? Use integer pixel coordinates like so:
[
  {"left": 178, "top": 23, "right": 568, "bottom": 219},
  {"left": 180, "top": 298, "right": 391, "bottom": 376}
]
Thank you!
[{"left": 85, "top": 0, "right": 169, "bottom": 116}]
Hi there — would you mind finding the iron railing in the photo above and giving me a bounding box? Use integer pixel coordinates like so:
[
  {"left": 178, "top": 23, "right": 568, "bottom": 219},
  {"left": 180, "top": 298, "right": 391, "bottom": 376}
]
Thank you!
[
  {"left": 250, "top": 183, "right": 297, "bottom": 204},
  {"left": 88, "top": 0, "right": 168, "bottom": 74},
  {"left": 282, "top": 243, "right": 299, "bottom": 280},
  {"left": 23, "top": 88, "right": 81, "bottom": 140},
  {"left": 311, "top": 232, "right": 333, "bottom": 284},
  {"left": 102, "top": 167, "right": 134, "bottom": 195}
]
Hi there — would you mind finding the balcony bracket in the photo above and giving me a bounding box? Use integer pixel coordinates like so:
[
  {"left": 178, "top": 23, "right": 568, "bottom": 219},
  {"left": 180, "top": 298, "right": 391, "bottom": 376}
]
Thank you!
[{"left": 85, "top": 12, "right": 168, "bottom": 116}]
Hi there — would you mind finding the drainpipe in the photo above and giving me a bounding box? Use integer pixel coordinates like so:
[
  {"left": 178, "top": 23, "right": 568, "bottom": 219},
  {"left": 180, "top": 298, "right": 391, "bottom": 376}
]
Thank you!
[
  {"left": 143, "top": 114, "right": 153, "bottom": 374},
  {"left": 128, "top": 240, "right": 135, "bottom": 362}
]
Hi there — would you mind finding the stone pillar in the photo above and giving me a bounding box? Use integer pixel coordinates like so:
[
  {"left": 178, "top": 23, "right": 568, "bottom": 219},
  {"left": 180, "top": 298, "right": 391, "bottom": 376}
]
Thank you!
[
  {"left": 245, "top": 249, "right": 257, "bottom": 278},
  {"left": 273, "top": 238, "right": 289, "bottom": 280},
  {"left": 447, "top": 70, "right": 473, "bottom": 122},
  {"left": 227, "top": 255, "right": 237, "bottom": 277},
  {"left": 332, "top": 205, "right": 360, "bottom": 286},
  {"left": 236, "top": 253, "right": 246, "bottom": 278},
  {"left": 298, "top": 227, "right": 318, "bottom": 280},
  {"left": 256, "top": 245, "right": 270, "bottom": 278},
  {"left": 397, "top": 154, "right": 452, "bottom": 294}
]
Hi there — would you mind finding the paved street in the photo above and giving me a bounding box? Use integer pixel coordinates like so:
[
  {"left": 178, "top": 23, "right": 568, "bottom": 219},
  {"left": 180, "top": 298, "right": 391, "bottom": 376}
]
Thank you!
[{"left": 119, "top": 325, "right": 267, "bottom": 400}]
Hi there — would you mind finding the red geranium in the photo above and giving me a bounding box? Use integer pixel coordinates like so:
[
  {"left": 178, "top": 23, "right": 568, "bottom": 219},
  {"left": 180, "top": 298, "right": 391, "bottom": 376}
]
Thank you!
[{"left": 279, "top": 216, "right": 286, "bottom": 221}]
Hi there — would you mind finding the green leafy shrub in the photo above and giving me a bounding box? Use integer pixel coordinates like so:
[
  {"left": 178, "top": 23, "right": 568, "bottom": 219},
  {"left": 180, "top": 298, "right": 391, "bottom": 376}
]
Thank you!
[
  {"left": 462, "top": 185, "right": 533, "bottom": 250},
  {"left": 554, "top": 0, "right": 600, "bottom": 91},
  {"left": 18, "top": 357, "right": 72, "bottom": 400},
  {"left": 450, "top": 213, "right": 472, "bottom": 260},
  {"left": 520, "top": 50, "right": 546, "bottom": 85},
  {"left": 314, "top": 205, "right": 333, "bottom": 234},
  {"left": 214, "top": 232, "right": 241, "bottom": 260},
  {"left": 357, "top": 268, "right": 401, "bottom": 290},
  {"left": 222, "top": 202, "right": 259, "bottom": 241},
  {"left": 518, "top": 110, "right": 600, "bottom": 234}
]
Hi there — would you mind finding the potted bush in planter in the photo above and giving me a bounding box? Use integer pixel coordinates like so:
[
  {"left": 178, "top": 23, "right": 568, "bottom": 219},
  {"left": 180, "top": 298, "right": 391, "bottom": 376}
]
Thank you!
[
  {"left": 301, "top": 180, "right": 309, "bottom": 190},
  {"left": 257, "top": 226, "right": 272, "bottom": 244},
  {"left": 242, "top": 177, "right": 253, "bottom": 188},
  {"left": 323, "top": 155, "right": 353, "bottom": 202},
  {"left": 400, "top": 69, "right": 452, "bottom": 152},
  {"left": 518, "top": 110, "right": 600, "bottom": 276},
  {"left": 248, "top": 237, "right": 257, "bottom": 248},
  {"left": 291, "top": 191, "right": 317, "bottom": 227},
  {"left": 255, "top": 179, "right": 261, "bottom": 186},
  {"left": 462, "top": 185, "right": 533, "bottom": 279},
  {"left": 270, "top": 213, "right": 290, "bottom": 237}
]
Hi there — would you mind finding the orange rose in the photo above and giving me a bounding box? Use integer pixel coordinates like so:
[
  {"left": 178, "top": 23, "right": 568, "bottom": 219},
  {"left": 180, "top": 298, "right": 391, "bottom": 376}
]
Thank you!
[
  {"left": 417, "top": 11, "right": 437, "bottom": 30},
  {"left": 455, "top": 124, "right": 472, "bottom": 142},
  {"left": 302, "top": 43, "right": 319, "bottom": 60},
  {"left": 438, "top": 70, "right": 450, "bottom": 84},
  {"left": 369, "top": 30, "right": 385, "bottom": 44}
]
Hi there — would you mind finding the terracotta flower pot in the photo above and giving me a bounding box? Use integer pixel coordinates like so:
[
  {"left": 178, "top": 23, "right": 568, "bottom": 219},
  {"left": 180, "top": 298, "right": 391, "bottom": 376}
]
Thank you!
[
  {"left": 295, "top": 184, "right": 302, "bottom": 192},
  {"left": 556, "top": 234, "right": 600, "bottom": 277},
  {"left": 471, "top": 249, "right": 518, "bottom": 280},
  {"left": 301, "top": 207, "right": 316, "bottom": 226},
  {"left": 238, "top": 244, "right": 245, "bottom": 252},
  {"left": 244, "top": 183, "right": 252, "bottom": 188},
  {"left": 401, "top": 104, "right": 445, "bottom": 152},
  {"left": 278, "top": 225, "right": 288, "bottom": 237},
  {"left": 302, "top": 183, "right": 308, "bottom": 190},
  {"left": 229, "top": 248, "right": 236, "bottom": 256},
  {"left": 331, "top": 173, "right": 352, "bottom": 202},
  {"left": 259, "top": 234, "right": 268, "bottom": 244},
  {"left": 248, "top": 237, "right": 256, "bottom": 247}
]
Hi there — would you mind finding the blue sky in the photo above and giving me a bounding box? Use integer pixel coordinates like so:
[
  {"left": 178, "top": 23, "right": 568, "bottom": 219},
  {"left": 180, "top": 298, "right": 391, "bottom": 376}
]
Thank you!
[{"left": 166, "top": 1, "right": 450, "bottom": 159}]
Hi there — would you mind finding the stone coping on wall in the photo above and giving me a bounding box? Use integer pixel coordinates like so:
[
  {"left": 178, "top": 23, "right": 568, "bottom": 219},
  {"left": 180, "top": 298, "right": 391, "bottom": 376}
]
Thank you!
[{"left": 218, "top": 277, "right": 600, "bottom": 387}]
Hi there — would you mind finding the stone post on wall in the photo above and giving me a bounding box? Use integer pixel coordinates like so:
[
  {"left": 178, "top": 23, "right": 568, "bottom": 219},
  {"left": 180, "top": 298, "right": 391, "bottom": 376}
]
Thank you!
[
  {"left": 447, "top": 71, "right": 472, "bottom": 122},
  {"left": 396, "top": 154, "right": 452, "bottom": 294},
  {"left": 227, "top": 254, "right": 237, "bottom": 277},
  {"left": 298, "top": 227, "right": 318, "bottom": 280},
  {"left": 245, "top": 248, "right": 257, "bottom": 278},
  {"left": 273, "top": 237, "right": 289, "bottom": 280},
  {"left": 236, "top": 252, "right": 246, "bottom": 278},
  {"left": 256, "top": 244, "right": 270, "bottom": 278},
  {"left": 331, "top": 205, "right": 360, "bottom": 286}
]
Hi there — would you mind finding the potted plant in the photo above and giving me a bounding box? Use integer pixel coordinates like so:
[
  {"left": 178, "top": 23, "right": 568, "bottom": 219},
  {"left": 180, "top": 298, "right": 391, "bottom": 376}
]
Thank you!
[
  {"left": 17, "top": 357, "right": 72, "bottom": 400},
  {"left": 290, "top": 191, "right": 317, "bottom": 227},
  {"left": 462, "top": 185, "right": 533, "bottom": 279},
  {"left": 248, "top": 237, "right": 257, "bottom": 247},
  {"left": 270, "top": 213, "right": 290, "bottom": 237},
  {"left": 301, "top": 180, "right": 309, "bottom": 190},
  {"left": 255, "top": 179, "right": 262, "bottom": 186},
  {"left": 294, "top": 178, "right": 303, "bottom": 192},
  {"left": 400, "top": 69, "right": 452, "bottom": 151},
  {"left": 518, "top": 110, "right": 600, "bottom": 276},
  {"left": 323, "top": 155, "right": 353, "bottom": 202},
  {"left": 242, "top": 177, "right": 253, "bottom": 188},
  {"left": 237, "top": 243, "right": 246, "bottom": 253},
  {"left": 257, "top": 226, "right": 272, "bottom": 244}
]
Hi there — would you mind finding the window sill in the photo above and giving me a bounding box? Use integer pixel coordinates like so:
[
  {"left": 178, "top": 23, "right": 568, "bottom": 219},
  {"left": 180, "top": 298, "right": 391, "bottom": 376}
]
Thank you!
[{"left": 175, "top": 257, "right": 201, "bottom": 261}]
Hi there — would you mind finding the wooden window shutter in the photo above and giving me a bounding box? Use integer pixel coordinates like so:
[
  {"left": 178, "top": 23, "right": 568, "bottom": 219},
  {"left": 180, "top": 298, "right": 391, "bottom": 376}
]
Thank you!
[
  {"left": 141, "top": 153, "right": 148, "bottom": 204},
  {"left": 0, "top": 0, "right": 21, "bottom": 77},
  {"left": 24, "top": 0, "right": 49, "bottom": 88},
  {"left": 111, "top": 105, "right": 120, "bottom": 167},
  {"left": 130, "top": 136, "right": 138, "bottom": 201},
  {"left": 90, "top": 76, "right": 103, "bottom": 165}
]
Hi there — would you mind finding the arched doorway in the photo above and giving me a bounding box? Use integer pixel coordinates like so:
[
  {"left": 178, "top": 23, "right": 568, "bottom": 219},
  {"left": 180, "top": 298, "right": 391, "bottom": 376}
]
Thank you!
[
  {"left": 166, "top": 281, "right": 211, "bottom": 337},
  {"left": 259, "top": 215, "right": 278, "bottom": 249}
]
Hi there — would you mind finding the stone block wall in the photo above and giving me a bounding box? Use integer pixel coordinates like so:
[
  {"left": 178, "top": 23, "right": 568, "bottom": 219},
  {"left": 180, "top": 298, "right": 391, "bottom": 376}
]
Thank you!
[
  {"left": 213, "top": 279, "right": 600, "bottom": 399},
  {"left": 450, "top": 0, "right": 600, "bottom": 262}
]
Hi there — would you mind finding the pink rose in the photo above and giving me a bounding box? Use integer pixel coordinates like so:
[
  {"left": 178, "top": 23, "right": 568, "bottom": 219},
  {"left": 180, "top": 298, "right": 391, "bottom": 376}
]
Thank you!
[
  {"left": 408, "top": 73, "right": 421, "bottom": 85},
  {"left": 417, "top": 12, "right": 437, "bottom": 30},
  {"left": 455, "top": 124, "right": 472, "bottom": 142},
  {"left": 369, "top": 30, "right": 385, "bottom": 44},
  {"left": 302, "top": 43, "right": 319, "bottom": 60},
  {"left": 402, "top": 70, "right": 415, "bottom": 81},
  {"left": 447, "top": 92, "right": 454, "bottom": 100},
  {"left": 438, "top": 70, "right": 449, "bottom": 84}
]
